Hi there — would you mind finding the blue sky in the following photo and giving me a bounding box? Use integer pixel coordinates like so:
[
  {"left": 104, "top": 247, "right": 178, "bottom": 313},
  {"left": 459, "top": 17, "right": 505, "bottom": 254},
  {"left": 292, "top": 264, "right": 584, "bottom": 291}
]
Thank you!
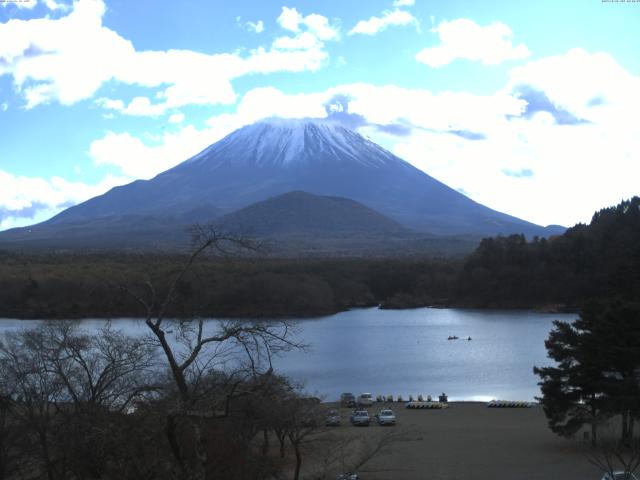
[{"left": 1, "top": 0, "right": 639, "bottom": 230}]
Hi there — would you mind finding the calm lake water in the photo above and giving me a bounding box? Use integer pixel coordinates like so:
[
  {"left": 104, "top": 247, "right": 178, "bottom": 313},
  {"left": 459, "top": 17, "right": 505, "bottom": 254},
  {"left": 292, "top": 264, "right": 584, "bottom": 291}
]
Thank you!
[{"left": 0, "top": 308, "right": 576, "bottom": 402}]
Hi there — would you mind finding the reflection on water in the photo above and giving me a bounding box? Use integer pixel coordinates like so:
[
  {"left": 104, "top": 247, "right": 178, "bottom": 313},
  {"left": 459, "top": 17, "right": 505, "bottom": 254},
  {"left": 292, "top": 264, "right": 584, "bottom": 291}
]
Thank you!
[
  {"left": 271, "top": 307, "right": 576, "bottom": 402},
  {"left": 0, "top": 307, "right": 576, "bottom": 402}
]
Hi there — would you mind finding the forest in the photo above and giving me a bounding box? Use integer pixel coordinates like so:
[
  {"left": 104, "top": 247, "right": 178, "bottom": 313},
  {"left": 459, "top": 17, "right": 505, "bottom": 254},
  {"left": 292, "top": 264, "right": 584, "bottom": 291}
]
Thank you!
[{"left": 0, "top": 197, "right": 638, "bottom": 319}]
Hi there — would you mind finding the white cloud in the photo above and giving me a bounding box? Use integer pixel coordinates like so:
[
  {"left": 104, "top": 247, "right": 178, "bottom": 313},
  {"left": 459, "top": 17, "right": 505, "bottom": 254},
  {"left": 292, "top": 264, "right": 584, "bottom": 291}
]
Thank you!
[
  {"left": 89, "top": 126, "right": 230, "bottom": 179},
  {"left": 507, "top": 48, "right": 640, "bottom": 124},
  {"left": 273, "top": 31, "right": 320, "bottom": 51},
  {"left": 168, "top": 112, "right": 185, "bottom": 124},
  {"left": 394, "top": 115, "right": 639, "bottom": 228},
  {"left": 302, "top": 13, "right": 340, "bottom": 41},
  {"left": 416, "top": 18, "right": 530, "bottom": 67},
  {"left": 44, "top": 0, "right": 70, "bottom": 11},
  {"left": 246, "top": 20, "right": 264, "bottom": 33},
  {"left": 235, "top": 86, "right": 328, "bottom": 122},
  {"left": 95, "top": 97, "right": 124, "bottom": 111},
  {"left": 242, "top": 45, "right": 328, "bottom": 75},
  {"left": 277, "top": 6, "right": 303, "bottom": 32},
  {"left": 96, "top": 95, "right": 167, "bottom": 117},
  {"left": 348, "top": 8, "right": 419, "bottom": 36},
  {"left": 0, "top": 0, "right": 338, "bottom": 113},
  {"left": 121, "top": 96, "right": 167, "bottom": 117},
  {"left": 0, "top": 169, "right": 127, "bottom": 230},
  {"left": 393, "top": 0, "right": 415, "bottom": 6},
  {"left": 277, "top": 6, "right": 339, "bottom": 39},
  {"left": 272, "top": 6, "right": 339, "bottom": 65},
  {"left": 1, "top": 0, "right": 37, "bottom": 9}
]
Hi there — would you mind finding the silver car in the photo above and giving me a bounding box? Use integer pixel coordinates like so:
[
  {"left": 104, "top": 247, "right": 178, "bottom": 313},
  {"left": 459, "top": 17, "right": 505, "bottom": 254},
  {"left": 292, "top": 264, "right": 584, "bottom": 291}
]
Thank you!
[
  {"left": 375, "top": 408, "right": 397, "bottom": 426},
  {"left": 350, "top": 409, "right": 370, "bottom": 426},
  {"left": 357, "top": 392, "right": 373, "bottom": 406}
]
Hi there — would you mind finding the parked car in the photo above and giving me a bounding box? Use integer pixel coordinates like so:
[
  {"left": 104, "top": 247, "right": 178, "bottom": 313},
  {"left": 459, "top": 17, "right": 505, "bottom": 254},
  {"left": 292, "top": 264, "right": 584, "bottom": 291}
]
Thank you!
[
  {"left": 375, "top": 408, "right": 397, "bottom": 426},
  {"left": 340, "top": 392, "right": 356, "bottom": 407},
  {"left": 357, "top": 392, "right": 374, "bottom": 406},
  {"left": 601, "top": 472, "right": 639, "bottom": 480},
  {"left": 325, "top": 408, "right": 341, "bottom": 426},
  {"left": 350, "top": 409, "right": 370, "bottom": 426},
  {"left": 336, "top": 472, "right": 359, "bottom": 480}
]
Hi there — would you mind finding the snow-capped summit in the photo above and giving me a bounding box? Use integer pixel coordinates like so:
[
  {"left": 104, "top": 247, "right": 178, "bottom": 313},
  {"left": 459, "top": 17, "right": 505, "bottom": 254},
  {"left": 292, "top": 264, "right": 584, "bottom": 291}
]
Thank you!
[{"left": 186, "top": 117, "right": 404, "bottom": 169}]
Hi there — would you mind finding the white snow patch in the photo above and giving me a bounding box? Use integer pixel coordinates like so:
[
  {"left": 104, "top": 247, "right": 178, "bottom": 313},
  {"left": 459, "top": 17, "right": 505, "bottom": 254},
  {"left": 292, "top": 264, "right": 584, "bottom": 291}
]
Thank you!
[{"left": 185, "top": 118, "right": 409, "bottom": 169}]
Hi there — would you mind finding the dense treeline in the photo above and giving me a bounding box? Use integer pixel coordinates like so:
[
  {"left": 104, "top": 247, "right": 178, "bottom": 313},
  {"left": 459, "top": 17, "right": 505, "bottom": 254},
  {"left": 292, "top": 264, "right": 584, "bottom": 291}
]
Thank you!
[
  {"left": 456, "top": 197, "right": 640, "bottom": 309},
  {"left": 0, "top": 253, "right": 460, "bottom": 319},
  {"left": 1, "top": 197, "right": 639, "bottom": 318}
]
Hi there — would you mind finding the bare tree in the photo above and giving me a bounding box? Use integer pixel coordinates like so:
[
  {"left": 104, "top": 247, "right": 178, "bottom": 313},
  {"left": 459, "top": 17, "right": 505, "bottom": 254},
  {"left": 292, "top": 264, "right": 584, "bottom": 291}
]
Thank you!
[
  {"left": 0, "top": 321, "right": 160, "bottom": 480},
  {"left": 0, "top": 360, "right": 19, "bottom": 480},
  {"left": 284, "top": 398, "right": 323, "bottom": 480},
  {"left": 0, "top": 328, "right": 67, "bottom": 480},
  {"left": 118, "top": 224, "right": 303, "bottom": 480}
]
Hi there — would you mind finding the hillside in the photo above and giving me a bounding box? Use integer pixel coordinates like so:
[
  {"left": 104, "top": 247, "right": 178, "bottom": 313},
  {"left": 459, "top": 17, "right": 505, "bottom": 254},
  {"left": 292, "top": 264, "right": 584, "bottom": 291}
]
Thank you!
[
  {"left": 219, "top": 191, "right": 408, "bottom": 236},
  {"left": 455, "top": 196, "right": 640, "bottom": 309}
]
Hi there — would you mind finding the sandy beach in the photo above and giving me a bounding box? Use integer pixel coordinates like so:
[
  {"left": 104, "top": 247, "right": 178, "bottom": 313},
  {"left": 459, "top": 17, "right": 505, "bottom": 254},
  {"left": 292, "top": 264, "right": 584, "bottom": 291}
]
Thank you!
[{"left": 300, "top": 402, "right": 601, "bottom": 480}]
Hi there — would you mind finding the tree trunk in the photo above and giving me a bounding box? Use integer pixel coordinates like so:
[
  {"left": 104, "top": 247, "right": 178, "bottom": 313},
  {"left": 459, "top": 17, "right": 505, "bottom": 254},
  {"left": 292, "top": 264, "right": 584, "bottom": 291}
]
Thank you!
[
  {"left": 261, "top": 429, "right": 269, "bottom": 456},
  {"left": 40, "top": 436, "right": 55, "bottom": 480},
  {"left": 292, "top": 442, "right": 302, "bottom": 480},
  {"left": 165, "top": 414, "right": 184, "bottom": 469},
  {"left": 190, "top": 419, "right": 207, "bottom": 480},
  {"left": 591, "top": 403, "right": 598, "bottom": 447},
  {"left": 276, "top": 430, "right": 286, "bottom": 458},
  {"left": 622, "top": 410, "right": 629, "bottom": 446}
]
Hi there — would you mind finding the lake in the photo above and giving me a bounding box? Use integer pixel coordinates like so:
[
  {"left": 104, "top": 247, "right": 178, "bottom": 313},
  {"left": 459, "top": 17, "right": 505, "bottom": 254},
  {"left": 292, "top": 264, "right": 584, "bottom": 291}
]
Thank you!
[{"left": 0, "top": 307, "right": 576, "bottom": 402}]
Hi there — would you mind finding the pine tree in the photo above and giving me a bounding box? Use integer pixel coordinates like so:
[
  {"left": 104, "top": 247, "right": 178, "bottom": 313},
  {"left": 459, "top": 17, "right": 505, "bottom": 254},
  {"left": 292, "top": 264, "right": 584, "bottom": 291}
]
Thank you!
[{"left": 535, "top": 301, "right": 640, "bottom": 445}]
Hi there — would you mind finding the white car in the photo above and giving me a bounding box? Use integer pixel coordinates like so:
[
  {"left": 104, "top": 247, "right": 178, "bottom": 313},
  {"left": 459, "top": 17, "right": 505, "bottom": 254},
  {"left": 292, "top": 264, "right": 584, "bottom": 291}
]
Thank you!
[
  {"left": 602, "top": 472, "right": 639, "bottom": 480},
  {"left": 357, "top": 393, "right": 373, "bottom": 406},
  {"left": 375, "top": 409, "right": 397, "bottom": 426}
]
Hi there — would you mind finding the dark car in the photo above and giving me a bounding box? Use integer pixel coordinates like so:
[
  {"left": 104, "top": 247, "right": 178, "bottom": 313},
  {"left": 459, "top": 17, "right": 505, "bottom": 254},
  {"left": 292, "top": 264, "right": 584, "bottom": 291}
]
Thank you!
[
  {"left": 350, "top": 409, "right": 370, "bottom": 426},
  {"left": 340, "top": 392, "right": 356, "bottom": 408},
  {"left": 325, "top": 408, "right": 341, "bottom": 426}
]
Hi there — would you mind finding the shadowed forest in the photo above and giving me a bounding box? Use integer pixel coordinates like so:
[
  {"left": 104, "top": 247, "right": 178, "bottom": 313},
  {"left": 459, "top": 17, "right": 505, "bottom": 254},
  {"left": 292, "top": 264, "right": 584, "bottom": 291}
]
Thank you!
[{"left": 0, "top": 197, "right": 639, "bottom": 319}]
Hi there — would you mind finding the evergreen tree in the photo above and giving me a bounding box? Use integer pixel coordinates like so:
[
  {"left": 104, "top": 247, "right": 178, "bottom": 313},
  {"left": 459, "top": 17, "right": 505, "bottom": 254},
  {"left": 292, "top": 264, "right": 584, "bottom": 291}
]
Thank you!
[
  {"left": 534, "top": 319, "right": 610, "bottom": 445},
  {"left": 535, "top": 301, "right": 640, "bottom": 445}
]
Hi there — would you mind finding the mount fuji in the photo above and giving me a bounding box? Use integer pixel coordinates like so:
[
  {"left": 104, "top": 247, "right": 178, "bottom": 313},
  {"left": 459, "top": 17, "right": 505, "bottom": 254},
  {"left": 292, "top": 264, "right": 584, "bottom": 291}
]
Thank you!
[{"left": 0, "top": 118, "right": 563, "bottom": 251}]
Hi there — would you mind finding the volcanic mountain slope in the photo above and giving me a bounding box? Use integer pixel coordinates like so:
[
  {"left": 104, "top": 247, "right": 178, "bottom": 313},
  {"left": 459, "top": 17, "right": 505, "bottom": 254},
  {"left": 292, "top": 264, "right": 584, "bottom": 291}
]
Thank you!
[
  {"left": 0, "top": 118, "right": 564, "bottom": 250},
  {"left": 219, "top": 191, "right": 409, "bottom": 237}
]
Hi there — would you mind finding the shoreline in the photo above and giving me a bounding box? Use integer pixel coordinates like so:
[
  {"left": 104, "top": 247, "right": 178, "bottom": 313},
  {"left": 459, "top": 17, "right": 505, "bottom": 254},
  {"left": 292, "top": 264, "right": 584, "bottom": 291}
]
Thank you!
[{"left": 0, "top": 304, "right": 579, "bottom": 321}]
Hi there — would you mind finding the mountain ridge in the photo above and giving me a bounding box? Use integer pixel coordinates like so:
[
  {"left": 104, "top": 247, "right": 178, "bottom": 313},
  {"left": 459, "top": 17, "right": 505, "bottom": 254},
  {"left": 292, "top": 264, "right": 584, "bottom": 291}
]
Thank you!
[{"left": 0, "top": 118, "right": 565, "bottom": 251}]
